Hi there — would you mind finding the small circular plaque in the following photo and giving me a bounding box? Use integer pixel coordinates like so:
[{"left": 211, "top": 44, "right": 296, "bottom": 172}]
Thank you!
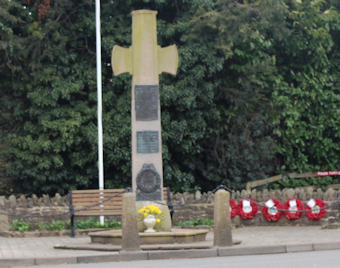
[{"left": 136, "top": 164, "right": 161, "bottom": 194}]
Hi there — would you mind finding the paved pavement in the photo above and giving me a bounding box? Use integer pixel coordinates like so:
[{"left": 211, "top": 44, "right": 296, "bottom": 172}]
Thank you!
[
  {"left": 23, "top": 250, "right": 340, "bottom": 268},
  {"left": 1, "top": 226, "right": 340, "bottom": 267}
]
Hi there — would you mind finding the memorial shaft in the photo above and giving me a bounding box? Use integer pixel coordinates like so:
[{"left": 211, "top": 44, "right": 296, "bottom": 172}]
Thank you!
[{"left": 112, "top": 10, "right": 178, "bottom": 201}]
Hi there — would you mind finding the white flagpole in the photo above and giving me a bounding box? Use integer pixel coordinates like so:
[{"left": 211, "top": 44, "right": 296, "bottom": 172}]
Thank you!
[{"left": 95, "top": 0, "right": 105, "bottom": 225}]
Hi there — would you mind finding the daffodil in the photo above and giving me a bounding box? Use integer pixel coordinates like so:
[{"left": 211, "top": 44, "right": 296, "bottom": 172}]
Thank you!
[{"left": 138, "top": 204, "right": 163, "bottom": 223}]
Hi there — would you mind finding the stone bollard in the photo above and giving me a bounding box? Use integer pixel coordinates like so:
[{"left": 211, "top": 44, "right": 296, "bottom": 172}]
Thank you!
[
  {"left": 0, "top": 214, "right": 10, "bottom": 232},
  {"left": 213, "top": 189, "right": 232, "bottom": 247},
  {"left": 121, "top": 192, "right": 140, "bottom": 251}
]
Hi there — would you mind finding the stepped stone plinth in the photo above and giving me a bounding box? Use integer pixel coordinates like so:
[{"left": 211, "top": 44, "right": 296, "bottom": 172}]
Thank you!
[{"left": 89, "top": 228, "right": 209, "bottom": 245}]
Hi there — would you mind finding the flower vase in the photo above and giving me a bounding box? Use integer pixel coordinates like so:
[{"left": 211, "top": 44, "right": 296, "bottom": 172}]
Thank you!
[{"left": 143, "top": 214, "right": 156, "bottom": 233}]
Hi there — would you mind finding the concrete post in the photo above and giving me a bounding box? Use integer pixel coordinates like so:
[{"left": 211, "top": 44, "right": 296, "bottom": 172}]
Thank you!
[
  {"left": 121, "top": 192, "right": 141, "bottom": 251},
  {"left": 213, "top": 189, "right": 232, "bottom": 247},
  {"left": 0, "top": 214, "right": 9, "bottom": 232}
]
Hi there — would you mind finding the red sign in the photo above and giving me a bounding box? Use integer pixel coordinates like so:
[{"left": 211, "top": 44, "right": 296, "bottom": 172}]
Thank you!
[{"left": 317, "top": 171, "right": 340, "bottom": 177}]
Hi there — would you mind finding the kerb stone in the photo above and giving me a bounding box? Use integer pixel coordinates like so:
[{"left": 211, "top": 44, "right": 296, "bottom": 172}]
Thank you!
[
  {"left": 213, "top": 189, "right": 232, "bottom": 247},
  {"left": 121, "top": 192, "right": 140, "bottom": 251}
]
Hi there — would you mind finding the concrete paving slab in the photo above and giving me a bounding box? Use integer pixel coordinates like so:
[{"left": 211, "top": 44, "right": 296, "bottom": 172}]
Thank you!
[{"left": 1, "top": 226, "right": 340, "bottom": 267}]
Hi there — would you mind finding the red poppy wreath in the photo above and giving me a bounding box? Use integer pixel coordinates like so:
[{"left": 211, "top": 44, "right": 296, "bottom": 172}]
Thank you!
[
  {"left": 261, "top": 199, "right": 283, "bottom": 222},
  {"left": 237, "top": 198, "right": 258, "bottom": 219},
  {"left": 229, "top": 199, "right": 238, "bottom": 219},
  {"left": 305, "top": 198, "right": 327, "bottom": 220},
  {"left": 283, "top": 198, "right": 304, "bottom": 220}
]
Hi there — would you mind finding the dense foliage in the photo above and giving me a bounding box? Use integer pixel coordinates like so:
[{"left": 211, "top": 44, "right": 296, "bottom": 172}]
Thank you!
[{"left": 0, "top": 0, "right": 339, "bottom": 195}]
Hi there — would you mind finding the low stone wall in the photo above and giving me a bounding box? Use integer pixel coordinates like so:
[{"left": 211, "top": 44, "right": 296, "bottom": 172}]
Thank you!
[
  {"left": 0, "top": 186, "right": 339, "bottom": 231},
  {"left": 171, "top": 187, "right": 340, "bottom": 226},
  {"left": 0, "top": 194, "right": 69, "bottom": 227}
]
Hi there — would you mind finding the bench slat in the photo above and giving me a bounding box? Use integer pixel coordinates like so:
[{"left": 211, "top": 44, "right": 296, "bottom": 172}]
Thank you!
[
  {"left": 75, "top": 211, "right": 122, "bottom": 216},
  {"left": 72, "top": 191, "right": 124, "bottom": 195},
  {"left": 71, "top": 188, "right": 168, "bottom": 195},
  {"left": 71, "top": 195, "right": 124, "bottom": 199},
  {"left": 71, "top": 189, "right": 126, "bottom": 194},
  {"left": 75, "top": 208, "right": 122, "bottom": 212},
  {"left": 72, "top": 196, "right": 123, "bottom": 202},
  {"left": 73, "top": 206, "right": 123, "bottom": 210},
  {"left": 72, "top": 202, "right": 122, "bottom": 205}
]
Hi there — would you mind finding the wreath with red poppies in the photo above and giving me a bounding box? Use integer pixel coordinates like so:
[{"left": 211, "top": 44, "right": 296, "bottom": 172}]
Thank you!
[
  {"left": 261, "top": 199, "right": 283, "bottom": 222},
  {"left": 229, "top": 199, "right": 237, "bottom": 218},
  {"left": 283, "top": 198, "right": 304, "bottom": 220},
  {"left": 237, "top": 198, "right": 258, "bottom": 219},
  {"left": 305, "top": 198, "right": 327, "bottom": 220}
]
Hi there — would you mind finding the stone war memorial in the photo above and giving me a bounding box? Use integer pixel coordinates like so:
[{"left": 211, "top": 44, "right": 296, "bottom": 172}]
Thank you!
[
  {"left": 89, "top": 10, "right": 217, "bottom": 246},
  {"left": 111, "top": 9, "right": 176, "bottom": 232}
]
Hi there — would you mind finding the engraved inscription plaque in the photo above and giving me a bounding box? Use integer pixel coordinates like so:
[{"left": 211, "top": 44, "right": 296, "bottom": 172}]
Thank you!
[
  {"left": 136, "top": 164, "right": 161, "bottom": 201},
  {"left": 137, "top": 131, "right": 159, "bottom": 153},
  {"left": 135, "top": 85, "right": 158, "bottom": 121}
]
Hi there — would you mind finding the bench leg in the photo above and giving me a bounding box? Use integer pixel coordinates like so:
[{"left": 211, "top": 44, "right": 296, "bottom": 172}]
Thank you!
[
  {"left": 167, "top": 187, "right": 174, "bottom": 221},
  {"left": 71, "top": 214, "right": 75, "bottom": 238}
]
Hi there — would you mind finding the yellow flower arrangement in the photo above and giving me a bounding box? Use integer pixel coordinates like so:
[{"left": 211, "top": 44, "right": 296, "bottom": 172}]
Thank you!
[{"left": 138, "top": 205, "right": 162, "bottom": 222}]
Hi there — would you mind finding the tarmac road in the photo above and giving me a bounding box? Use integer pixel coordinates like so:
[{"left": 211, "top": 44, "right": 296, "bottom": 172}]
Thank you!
[{"left": 24, "top": 249, "right": 340, "bottom": 268}]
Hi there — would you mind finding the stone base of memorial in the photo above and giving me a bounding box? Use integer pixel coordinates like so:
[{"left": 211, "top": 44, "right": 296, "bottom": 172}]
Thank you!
[{"left": 89, "top": 228, "right": 208, "bottom": 245}]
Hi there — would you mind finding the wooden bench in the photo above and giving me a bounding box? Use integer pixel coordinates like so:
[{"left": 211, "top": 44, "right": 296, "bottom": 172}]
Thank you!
[{"left": 68, "top": 187, "right": 173, "bottom": 237}]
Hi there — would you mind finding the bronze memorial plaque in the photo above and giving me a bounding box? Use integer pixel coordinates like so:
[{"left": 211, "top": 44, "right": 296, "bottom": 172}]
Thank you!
[
  {"left": 137, "top": 131, "right": 159, "bottom": 153},
  {"left": 135, "top": 85, "right": 158, "bottom": 121},
  {"left": 136, "top": 163, "right": 161, "bottom": 201}
]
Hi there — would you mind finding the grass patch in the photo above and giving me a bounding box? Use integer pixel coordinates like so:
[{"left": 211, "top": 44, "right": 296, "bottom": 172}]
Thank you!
[
  {"left": 177, "top": 219, "right": 213, "bottom": 227},
  {"left": 10, "top": 218, "right": 121, "bottom": 232},
  {"left": 75, "top": 218, "right": 121, "bottom": 229},
  {"left": 11, "top": 220, "right": 30, "bottom": 232}
]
